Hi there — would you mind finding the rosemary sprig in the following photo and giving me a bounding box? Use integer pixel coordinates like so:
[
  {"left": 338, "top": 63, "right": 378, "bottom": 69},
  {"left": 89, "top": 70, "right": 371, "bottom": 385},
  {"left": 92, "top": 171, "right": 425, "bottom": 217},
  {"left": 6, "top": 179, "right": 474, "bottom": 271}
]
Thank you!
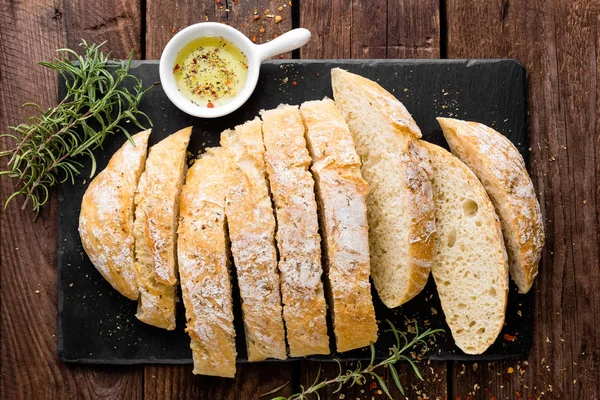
[
  {"left": 0, "top": 40, "right": 152, "bottom": 216},
  {"left": 269, "top": 320, "right": 443, "bottom": 400}
]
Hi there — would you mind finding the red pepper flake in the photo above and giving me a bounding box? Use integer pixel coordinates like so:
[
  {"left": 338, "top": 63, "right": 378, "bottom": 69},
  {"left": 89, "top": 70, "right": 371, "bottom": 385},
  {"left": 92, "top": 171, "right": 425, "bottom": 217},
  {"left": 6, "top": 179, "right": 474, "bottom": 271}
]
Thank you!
[
  {"left": 369, "top": 382, "right": 377, "bottom": 390},
  {"left": 516, "top": 391, "right": 524, "bottom": 400},
  {"left": 216, "top": 0, "right": 221, "bottom": 4},
  {"left": 173, "top": 64, "right": 180, "bottom": 72},
  {"left": 273, "top": 33, "right": 279, "bottom": 38},
  {"left": 207, "top": 101, "right": 214, "bottom": 108},
  {"left": 259, "top": 26, "right": 265, "bottom": 33},
  {"left": 253, "top": 15, "right": 260, "bottom": 20},
  {"left": 291, "top": 80, "right": 297, "bottom": 86},
  {"left": 251, "top": 35, "right": 257, "bottom": 43},
  {"left": 316, "top": 73, "right": 320, "bottom": 77},
  {"left": 171, "top": 28, "right": 176, "bottom": 33},
  {"left": 504, "top": 333, "right": 517, "bottom": 342}
]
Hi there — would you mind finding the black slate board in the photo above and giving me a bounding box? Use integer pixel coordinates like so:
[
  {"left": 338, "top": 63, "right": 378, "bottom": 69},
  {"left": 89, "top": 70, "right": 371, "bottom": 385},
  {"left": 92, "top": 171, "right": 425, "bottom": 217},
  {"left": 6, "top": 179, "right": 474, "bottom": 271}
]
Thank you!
[{"left": 58, "top": 59, "right": 532, "bottom": 364}]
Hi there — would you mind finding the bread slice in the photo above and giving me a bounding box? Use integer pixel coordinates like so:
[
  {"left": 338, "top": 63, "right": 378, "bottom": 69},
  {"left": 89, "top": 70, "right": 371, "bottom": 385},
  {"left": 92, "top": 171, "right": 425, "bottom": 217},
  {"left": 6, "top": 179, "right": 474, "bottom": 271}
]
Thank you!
[
  {"left": 438, "top": 118, "right": 545, "bottom": 293},
  {"left": 79, "top": 130, "right": 151, "bottom": 300},
  {"left": 221, "top": 118, "right": 287, "bottom": 361},
  {"left": 300, "top": 98, "right": 378, "bottom": 352},
  {"left": 422, "top": 141, "right": 508, "bottom": 354},
  {"left": 331, "top": 68, "right": 435, "bottom": 308},
  {"left": 178, "top": 147, "right": 236, "bottom": 377},
  {"left": 134, "top": 127, "right": 192, "bottom": 330},
  {"left": 261, "top": 105, "right": 330, "bottom": 357}
]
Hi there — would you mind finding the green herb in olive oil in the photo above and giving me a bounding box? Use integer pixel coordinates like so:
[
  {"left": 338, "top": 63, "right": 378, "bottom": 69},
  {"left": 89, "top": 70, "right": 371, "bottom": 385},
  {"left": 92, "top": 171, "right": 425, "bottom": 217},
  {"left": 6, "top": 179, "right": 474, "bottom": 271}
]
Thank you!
[{"left": 173, "top": 37, "right": 248, "bottom": 108}]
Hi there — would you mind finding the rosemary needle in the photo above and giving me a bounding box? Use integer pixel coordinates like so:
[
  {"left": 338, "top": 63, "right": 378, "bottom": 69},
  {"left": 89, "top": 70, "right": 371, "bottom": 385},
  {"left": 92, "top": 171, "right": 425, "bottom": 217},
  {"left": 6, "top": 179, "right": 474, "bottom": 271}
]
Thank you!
[
  {"left": 266, "top": 320, "right": 444, "bottom": 400},
  {"left": 0, "top": 40, "right": 152, "bottom": 217}
]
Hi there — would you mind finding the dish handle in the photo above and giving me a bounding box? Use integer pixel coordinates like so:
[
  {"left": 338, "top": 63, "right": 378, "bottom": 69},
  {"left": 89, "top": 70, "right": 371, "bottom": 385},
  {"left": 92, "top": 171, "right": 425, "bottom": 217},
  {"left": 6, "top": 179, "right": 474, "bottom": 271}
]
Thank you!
[{"left": 255, "top": 28, "right": 311, "bottom": 62}]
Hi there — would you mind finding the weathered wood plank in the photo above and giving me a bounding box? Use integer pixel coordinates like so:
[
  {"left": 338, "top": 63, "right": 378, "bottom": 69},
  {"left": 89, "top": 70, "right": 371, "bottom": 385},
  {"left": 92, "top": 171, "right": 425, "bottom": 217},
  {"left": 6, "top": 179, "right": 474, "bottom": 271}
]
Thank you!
[
  {"left": 144, "top": 363, "right": 294, "bottom": 400},
  {"left": 143, "top": 0, "right": 295, "bottom": 397},
  {"left": 145, "top": 0, "right": 293, "bottom": 60},
  {"left": 298, "top": 1, "right": 447, "bottom": 399},
  {"left": 300, "top": 0, "right": 440, "bottom": 59},
  {"left": 446, "top": 0, "right": 600, "bottom": 398},
  {"left": 62, "top": 0, "right": 143, "bottom": 58},
  {"left": 387, "top": 0, "right": 440, "bottom": 58},
  {"left": 0, "top": 0, "right": 144, "bottom": 399}
]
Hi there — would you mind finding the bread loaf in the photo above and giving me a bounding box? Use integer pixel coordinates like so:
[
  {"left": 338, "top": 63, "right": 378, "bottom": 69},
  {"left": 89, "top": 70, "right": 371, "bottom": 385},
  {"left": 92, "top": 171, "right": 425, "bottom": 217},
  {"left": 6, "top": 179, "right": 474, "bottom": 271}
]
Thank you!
[
  {"left": 134, "top": 127, "right": 192, "bottom": 330},
  {"left": 438, "top": 117, "right": 545, "bottom": 293},
  {"left": 79, "top": 130, "right": 150, "bottom": 300},
  {"left": 422, "top": 141, "right": 508, "bottom": 354},
  {"left": 261, "top": 105, "right": 330, "bottom": 357},
  {"left": 221, "top": 119, "right": 287, "bottom": 361},
  {"left": 331, "top": 68, "right": 435, "bottom": 308},
  {"left": 178, "top": 147, "right": 236, "bottom": 377},
  {"left": 300, "top": 98, "right": 378, "bottom": 352}
]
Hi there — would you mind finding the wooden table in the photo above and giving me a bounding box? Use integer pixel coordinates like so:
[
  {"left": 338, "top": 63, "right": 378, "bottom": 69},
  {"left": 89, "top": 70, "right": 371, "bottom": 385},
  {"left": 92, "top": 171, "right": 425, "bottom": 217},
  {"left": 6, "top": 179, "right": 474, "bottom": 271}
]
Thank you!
[{"left": 1, "top": 0, "right": 598, "bottom": 398}]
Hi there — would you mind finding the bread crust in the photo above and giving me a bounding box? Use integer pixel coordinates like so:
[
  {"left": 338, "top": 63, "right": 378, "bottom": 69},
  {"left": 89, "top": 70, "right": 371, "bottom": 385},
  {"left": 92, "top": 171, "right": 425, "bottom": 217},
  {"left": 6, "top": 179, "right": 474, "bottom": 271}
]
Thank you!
[
  {"left": 331, "top": 68, "right": 435, "bottom": 308},
  {"left": 221, "top": 119, "right": 287, "bottom": 361},
  {"left": 331, "top": 68, "right": 422, "bottom": 138},
  {"left": 134, "top": 127, "right": 192, "bottom": 330},
  {"left": 422, "top": 141, "right": 508, "bottom": 354},
  {"left": 261, "top": 105, "right": 330, "bottom": 357},
  {"left": 300, "top": 98, "right": 378, "bottom": 352},
  {"left": 79, "top": 130, "right": 150, "bottom": 300},
  {"left": 178, "top": 147, "right": 236, "bottom": 377},
  {"left": 438, "top": 117, "right": 545, "bottom": 293}
]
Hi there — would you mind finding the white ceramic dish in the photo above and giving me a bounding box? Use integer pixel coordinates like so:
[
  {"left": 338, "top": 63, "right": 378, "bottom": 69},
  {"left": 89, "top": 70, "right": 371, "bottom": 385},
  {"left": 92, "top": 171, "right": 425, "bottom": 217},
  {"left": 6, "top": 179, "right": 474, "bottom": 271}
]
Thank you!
[{"left": 159, "top": 23, "right": 311, "bottom": 118}]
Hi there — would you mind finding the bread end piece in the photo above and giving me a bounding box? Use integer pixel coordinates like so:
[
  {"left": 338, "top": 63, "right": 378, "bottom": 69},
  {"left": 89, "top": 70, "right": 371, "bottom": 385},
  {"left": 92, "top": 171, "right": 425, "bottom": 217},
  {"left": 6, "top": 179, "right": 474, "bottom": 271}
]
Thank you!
[
  {"left": 300, "top": 98, "right": 378, "bottom": 352},
  {"left": 438, "top": 117, "right": 544, "bottom": 294},
  {"left": 178, "top": 147, "right": 236, "bottom": 378},
  {"left": 423, "top": 140, "right": 508, "bottom": 354},
  {"left": 79, "top": 129, "right": 151, "bottom": 300},
  {"left": 134, "top": 127, "right": 192, "bottom": 330},
  {"left": 331, "top": 68, "right": 422, "bottom": 138},
  {"left": 332, "top": 70, "right": 435, "bottom": 308}
]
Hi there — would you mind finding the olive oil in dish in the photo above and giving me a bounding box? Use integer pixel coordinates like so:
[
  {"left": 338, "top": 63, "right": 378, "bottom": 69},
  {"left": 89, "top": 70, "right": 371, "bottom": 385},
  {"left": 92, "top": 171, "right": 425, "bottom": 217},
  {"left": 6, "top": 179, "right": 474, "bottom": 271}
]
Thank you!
[{"left": 173, "top": 37, "right": 248, "bottom": 108}]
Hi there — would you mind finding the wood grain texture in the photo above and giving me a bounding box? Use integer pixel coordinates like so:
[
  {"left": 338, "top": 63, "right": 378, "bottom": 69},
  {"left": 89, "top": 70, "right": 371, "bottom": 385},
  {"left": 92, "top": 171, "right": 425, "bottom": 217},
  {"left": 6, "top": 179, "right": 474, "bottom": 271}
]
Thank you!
[
  {"left": 144, "top": 363, "right": 293, "bottom": 399},
  {"left": 62, "top": 0, "right": 142, "bottom": 58},
  {"left": 446, "top": 0, "right": 600, "bottom": 398},
  {"left": 145, "top": 0, "right": 293, "bottom": 59},
  {"left": 299, "top": 2, "right": 446, "bottom": 399},
  {"left": 0, "top": 0, "right": 143, "bottom": 399},
  {"left": 300, "top": 0, "right": 440, "bottom": 58}
]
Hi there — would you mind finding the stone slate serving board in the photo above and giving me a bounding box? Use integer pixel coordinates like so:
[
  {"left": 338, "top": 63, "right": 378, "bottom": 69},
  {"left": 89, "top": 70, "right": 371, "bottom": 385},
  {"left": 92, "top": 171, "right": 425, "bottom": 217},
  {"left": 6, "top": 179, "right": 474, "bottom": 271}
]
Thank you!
[{"left": 58, "top": 59, "right": 531, "bottom": 364}]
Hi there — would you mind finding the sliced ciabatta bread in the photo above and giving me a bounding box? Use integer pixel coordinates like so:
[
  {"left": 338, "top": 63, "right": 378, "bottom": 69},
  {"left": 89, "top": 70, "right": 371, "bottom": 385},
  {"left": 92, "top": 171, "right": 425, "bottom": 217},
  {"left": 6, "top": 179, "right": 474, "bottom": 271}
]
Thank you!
[
  {"left": 438, "top": 117, "right": 545, "bottom": 294},
  {"left": 422, "top": 141, "right": 508, "bottom": 355},
  {"left": 178, "top": 147, "right": 236, "bottom": 378},
  {"left": 79, "top": 130, "right": 150, "bottom": 300},
  {"left": 331, "top": 68, "right": 435, "bottom": 308},
  {"left": 300, "top": 98, "right": 378, "bottom": 352},
  {"left": 261, "top": 105, "right": 330, "bottom": 357},
  {"left": 134, "top": 127, "right": 192, "bottom": 330},
  {"left": 221, "top": 119, "right": 287, "bottom": 361}
]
